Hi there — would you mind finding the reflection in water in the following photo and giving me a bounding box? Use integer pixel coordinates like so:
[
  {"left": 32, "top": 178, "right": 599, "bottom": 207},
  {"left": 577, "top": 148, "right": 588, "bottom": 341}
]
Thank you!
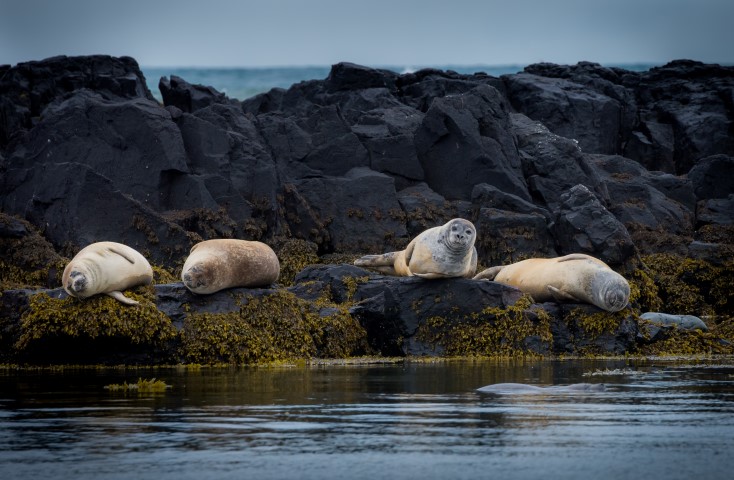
[{"left": 1, "top": 359, "right": 734, "bottom": 480}]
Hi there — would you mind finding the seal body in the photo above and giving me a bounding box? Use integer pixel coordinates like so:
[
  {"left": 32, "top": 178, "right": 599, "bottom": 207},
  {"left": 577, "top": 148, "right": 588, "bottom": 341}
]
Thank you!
[
  {"left": 181, "top": 239, "right": 280, "bottom": 294},
  {"left": 353, "top": 218, "right": 477, "bottom": 279},
  {"left": 476, "top": 383, "right": 606, "bottom": 395},
  {"left": 473, "top": 253, "right": 630, "bottom": 312},
  {"left": 62, "top": 241, "right": 153, "bottom": 306}
]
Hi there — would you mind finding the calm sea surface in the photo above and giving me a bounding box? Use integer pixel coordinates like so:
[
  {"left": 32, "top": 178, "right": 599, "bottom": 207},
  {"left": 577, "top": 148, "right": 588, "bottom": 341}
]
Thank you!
[
  {"left": 1, "top": 358, "right": 733, "bottom": 480},
  {"left": 141, "top": 63, "right": 658, "bottom": 102}
]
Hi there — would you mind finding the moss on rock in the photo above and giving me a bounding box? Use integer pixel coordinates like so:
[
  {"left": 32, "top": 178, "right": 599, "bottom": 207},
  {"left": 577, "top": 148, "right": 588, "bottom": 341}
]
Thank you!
[
  {"left": 415, "top": 295, "right": 553, "bottom": 356},
  {"left": 274, "top": 238, "right": 321, "bottom": 286},
  {"left": 180, "top": 290, "right": 368, "bottom": 365},
  {"left": 16, "top": 287, "right": 177, "bottom": 354},
  {"left": 639, "top": 253, "right": 733, "bottom": 317},
  {"left": 0, "top": 214, "right": 68, "bottom": 290}
]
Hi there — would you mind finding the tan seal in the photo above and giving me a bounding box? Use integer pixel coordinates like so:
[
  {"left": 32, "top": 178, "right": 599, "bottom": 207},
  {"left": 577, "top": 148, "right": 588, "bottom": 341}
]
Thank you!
[
  {"left": 62, "top": 241, "right": 154, "bottom": 306},
  {"left": 354, "top": 218, "right": 477, "bottom": 279},
  {"left": 181, "top": 239, "right": 280, "bottom": 294},
  {"left": 473, "top": 253, "right": 630, "bottom": 312}
]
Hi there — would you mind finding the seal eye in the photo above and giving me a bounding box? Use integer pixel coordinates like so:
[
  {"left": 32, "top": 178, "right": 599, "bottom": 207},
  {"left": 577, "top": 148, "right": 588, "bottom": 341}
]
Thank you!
[
  {"left": 451, "top": 225, "right": 458, "bottom": 231},
  {"left": 465, "top": 229, "right": 473, "bottom": 236}
]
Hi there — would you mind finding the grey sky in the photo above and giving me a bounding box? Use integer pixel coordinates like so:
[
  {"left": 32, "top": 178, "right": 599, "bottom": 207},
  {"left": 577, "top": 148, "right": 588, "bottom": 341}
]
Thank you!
[{"left": 1, "top": 0, "right": 732, "bottom": 68}]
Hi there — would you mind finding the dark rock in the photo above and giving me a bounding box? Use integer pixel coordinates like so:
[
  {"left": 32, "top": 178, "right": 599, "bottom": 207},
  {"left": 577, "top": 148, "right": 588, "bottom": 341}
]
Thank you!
[
  {"left": 552, "top": 184, "right": 636, "bottom": 266},
  {"left": 697, "top": 195, "right": 734, "bottom": 225},
  {"left": 623, "top": 115, "right": 676, "bottom": 173},
  {"left": 396, "top": 183, "right": 472, "bottom": 237},
  {"left": 558, "top": 304, "right": 639, "bottom": 355},
  {"left": 687, "top": 154, "right": 734, "bottom": 200},
  {"left": 282, "top": 168, "right": 408, "bottom": 253},
  {"left": 325, "top": 62, "right": 398, "bottom": 92},
  {"left": 474, "top": 207, "right": 556, "bottom": 267},
  {"left": 511, "top": 114, "right": 608, "bottom": 211},
  {"left": 159, "top": 75, "right": 236, "bottom": 112},
  {"left": 0, "top": 55, "right": 153, "bottom": 150},
  {"left": 504, "top": 70, "right": 631, "bottom": 155},
  {"left": 588, "top": 154, "right": 695, "bottom": 248},
  {"left": 627, "top": 60, "right": 734, "bottom": 174},
  {"left": 472, "top": 182, "right": 551, "bottom": 219},
  {"left": 415, "top": 85, "right": 529, "bottom": 201}
]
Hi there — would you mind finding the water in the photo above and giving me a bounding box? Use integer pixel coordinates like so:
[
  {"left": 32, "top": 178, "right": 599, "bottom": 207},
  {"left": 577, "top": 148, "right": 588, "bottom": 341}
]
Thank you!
[
  {"left": 141, "top": 63, "right": 659, "bottom": 102},
  {"left": 2, "top": 358, "right": 733, "bottom": 480}
]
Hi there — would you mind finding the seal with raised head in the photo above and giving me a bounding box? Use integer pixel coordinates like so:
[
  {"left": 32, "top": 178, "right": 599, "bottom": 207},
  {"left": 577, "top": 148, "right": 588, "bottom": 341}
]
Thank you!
[
  {"left": 181, "top": 239, "right": 280, "bottom": 294},
  {"left": 62, "top": 241, "right": 153, "bottom": 306},
  {"left": 353, "top": 218, "right": 477, "bottom": 279},
  {"left": 473, "top": 253, "right": 629, "bottom": 312}
]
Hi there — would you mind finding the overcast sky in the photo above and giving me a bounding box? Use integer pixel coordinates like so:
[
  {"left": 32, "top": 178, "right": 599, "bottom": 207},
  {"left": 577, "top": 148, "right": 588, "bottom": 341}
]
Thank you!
[{"left": 2, "top": 0, "right": 732, "bottom": 68}]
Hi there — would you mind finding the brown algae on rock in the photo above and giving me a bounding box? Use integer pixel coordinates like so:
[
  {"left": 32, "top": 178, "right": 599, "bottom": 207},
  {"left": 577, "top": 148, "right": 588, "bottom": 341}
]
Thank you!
[
  {"left": 16, "top": 288, "right": 177, "bottom": 352},
  {"left": 180, "top": 290, "right": 368, "bottom": 365},
  {"left": 415, "top": 295, "right": 553, "bottom": 356}
]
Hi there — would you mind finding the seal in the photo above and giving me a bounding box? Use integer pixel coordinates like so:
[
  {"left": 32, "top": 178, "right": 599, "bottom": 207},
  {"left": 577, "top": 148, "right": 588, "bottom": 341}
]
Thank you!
[
  {"left": 640, "top": 312, "right": 708, "bottom": 331},
  {"left": 62, "top": 241, "right": 153, "bottom": 306},
  {"left": 473, "top": 253, "right": 630, "bottom": 312},
  {"left": 353, "top": 218, "right": 477, "bottom": 279},
  {"left": 476, "top": 382, "right": 606, "bottom": 395},
  {"left": 181, "top": 239, "right": 280, "bottom": 294}
]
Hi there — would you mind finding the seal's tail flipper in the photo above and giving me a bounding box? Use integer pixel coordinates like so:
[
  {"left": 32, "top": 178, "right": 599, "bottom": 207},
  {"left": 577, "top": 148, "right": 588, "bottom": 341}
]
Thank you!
[
  {"left": 106, "top": 291, "right": 140, "bottom": 306},
  {"left": 472, "top": 266, "right": 504, "bottom": 281}
]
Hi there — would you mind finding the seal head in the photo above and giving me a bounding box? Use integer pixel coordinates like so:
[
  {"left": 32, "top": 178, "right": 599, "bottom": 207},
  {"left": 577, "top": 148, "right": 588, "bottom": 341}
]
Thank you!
[
  {"left": 443, "top": 218, "right": 476, "bottom": 254},
  {"left": 590, "top": 270, "right": 630, "bottom": 312}
]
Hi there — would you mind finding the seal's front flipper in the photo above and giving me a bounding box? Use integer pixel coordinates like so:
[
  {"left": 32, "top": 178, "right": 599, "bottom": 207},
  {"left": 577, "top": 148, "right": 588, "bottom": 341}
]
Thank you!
[
  {"left": 547, "top": 285, "right": 581, "bottom": 303},
  {"left": 473, "top": 266, "right": 504, "bottom": 281},
  {"left": 106, "top": 291, "right": 139, "bottom": 306},
  {"left": 107, "top": 247, "right": 136, "bottom": 264}
]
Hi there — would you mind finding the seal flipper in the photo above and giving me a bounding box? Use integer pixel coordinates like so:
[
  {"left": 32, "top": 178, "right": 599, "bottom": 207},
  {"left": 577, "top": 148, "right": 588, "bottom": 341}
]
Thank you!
[
  {"left": 106, "top": 291, "right": 140, "bottom": 306},
  {"left": 556, "top": 253, "right": 591, "bottom": 263},
  {"left": 107, "top": 247, "right": 136, "bottom": 264},
  {"left": 473, "top": 265, "right": 504, "bottom": 281},
  {"left": 547, "top": 285, "right": 582, "bottom": 303},
  {"left": 354, "top": 251, "right": 398, "bottom": 267}
]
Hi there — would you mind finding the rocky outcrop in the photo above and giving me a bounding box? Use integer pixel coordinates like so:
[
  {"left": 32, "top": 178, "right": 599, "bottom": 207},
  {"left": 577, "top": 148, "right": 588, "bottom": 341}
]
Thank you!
[{"left": 2, "top": 55, "right": 733, "bottom": 363}]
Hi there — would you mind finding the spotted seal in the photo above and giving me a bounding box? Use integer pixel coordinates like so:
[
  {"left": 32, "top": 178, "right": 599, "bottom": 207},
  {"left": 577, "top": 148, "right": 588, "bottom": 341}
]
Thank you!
[{"left": 354, "top": 218, "right": 477, "bottom": 279}]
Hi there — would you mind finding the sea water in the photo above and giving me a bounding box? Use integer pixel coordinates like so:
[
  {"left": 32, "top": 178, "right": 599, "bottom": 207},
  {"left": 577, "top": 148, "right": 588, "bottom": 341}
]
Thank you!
[
  {"left": 141, "top": 63, "right": 658, "bottom": 102},
  {"left": 1, "top": 358, "right": 733, "bottom": 480}
]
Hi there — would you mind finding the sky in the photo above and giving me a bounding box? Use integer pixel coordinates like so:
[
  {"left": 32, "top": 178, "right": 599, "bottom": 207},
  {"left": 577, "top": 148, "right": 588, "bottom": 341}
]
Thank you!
[{"left": 1, "top": 0, "right": 733, "bottom": 68}]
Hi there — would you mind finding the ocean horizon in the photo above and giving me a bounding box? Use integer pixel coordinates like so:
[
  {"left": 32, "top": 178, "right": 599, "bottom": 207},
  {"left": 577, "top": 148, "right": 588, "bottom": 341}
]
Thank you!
[{"left": 141, "top": 62, "right": 661, "bottom": 102}]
